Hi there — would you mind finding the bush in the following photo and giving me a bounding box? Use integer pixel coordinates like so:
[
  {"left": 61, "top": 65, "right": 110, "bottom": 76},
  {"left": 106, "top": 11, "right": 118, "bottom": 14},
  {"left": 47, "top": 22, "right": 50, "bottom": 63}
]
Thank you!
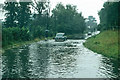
[
  {"left": 2, "top": 26, "right": 54, "bottom": 47},
  {"left": 2, "top": 27, "right": 31, "bottom": 47}
]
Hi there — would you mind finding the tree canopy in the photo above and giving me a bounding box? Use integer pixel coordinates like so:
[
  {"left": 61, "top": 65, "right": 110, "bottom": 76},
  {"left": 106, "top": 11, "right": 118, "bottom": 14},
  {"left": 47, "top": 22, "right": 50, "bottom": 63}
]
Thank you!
[
  {"left": 3, "top": 0, "right": 18, "bottom": 27},
  {"left": 17, "top": 0, "right": 32, "bottom": 28},
  {"left": 98, "top": 2, "right": 119, "bottom": 30},
  {"left": 86, "top": 16, "right": 97, "bottom": 32},
  {"left": 51, "top": 3, "right": 86, "bottom": 35}
]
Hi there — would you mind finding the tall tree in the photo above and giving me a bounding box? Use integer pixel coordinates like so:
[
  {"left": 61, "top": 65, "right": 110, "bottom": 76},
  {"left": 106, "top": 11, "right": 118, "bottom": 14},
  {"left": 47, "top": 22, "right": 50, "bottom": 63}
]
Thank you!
[
  {"left": 51, "top": 3, "right": 86, "bottom": 34},
  {"left": 86, "top": 16, "right": 97, "bottom": 32},
  {"left": 30, "top": 0, "right": 50, "bottom": 28},
  {"left": 31, "top": 0, "right": 50, "bottom": 16},
  {"left": 17, "top": 0, "right": 32, "bottom": 28},
  {"left": 98, "top": 2, "right": 119, "bottom": 30},
  {"left": 3, "top": 0, "right": 18, "bottom": 27}
]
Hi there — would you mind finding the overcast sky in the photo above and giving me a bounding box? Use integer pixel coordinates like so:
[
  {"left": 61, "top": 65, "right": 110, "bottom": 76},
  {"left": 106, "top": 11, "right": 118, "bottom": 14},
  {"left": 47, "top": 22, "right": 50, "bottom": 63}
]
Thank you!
[{"left": 0, "top": 0, "right": 108, "bottom": 23}]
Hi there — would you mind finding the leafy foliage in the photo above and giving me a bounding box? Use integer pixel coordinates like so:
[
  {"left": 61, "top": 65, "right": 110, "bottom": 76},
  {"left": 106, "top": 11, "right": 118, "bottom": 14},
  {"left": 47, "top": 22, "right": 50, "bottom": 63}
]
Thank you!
[
  {"left": 2, "top": 27, "right": 30, "bottom": 47},
  {"left": 86, "top": 16, "right": 97, "bottom": 32},
  {"left": 30, "top": 0, "right": 50, "bottom": 27},
  {"left": 98, "top": 2, "right": 119, "bottom": 30},
  {"left": 3, "top": 0, "right": 18, "bottom": 27},
  {"left": 17, "top": 0, "right": 32, "bottom": 28},
  {"left": 51, "top": 3, "right": 86, "bottom": 35},
  {"left": 3, "top": 0, "right": 32, "bottom": 28}
]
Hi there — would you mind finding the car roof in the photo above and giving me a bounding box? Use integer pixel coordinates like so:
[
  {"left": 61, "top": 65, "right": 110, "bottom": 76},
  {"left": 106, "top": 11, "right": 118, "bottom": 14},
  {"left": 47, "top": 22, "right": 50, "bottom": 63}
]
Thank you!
[{"left": 56, "top": 33, "right": 65, "bottom": 35}]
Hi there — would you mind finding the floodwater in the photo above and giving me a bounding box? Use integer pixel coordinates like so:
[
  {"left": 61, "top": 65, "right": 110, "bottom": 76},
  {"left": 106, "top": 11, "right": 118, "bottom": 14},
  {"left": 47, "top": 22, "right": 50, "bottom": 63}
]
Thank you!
[{"left": 2, "top": 40, "right": 119, "bottom": 78}]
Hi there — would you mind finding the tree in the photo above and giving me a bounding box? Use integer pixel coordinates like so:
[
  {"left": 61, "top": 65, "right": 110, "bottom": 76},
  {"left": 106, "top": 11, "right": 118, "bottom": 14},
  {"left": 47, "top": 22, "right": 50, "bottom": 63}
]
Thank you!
[
  {"left": 30, "top": 0, "right": 50, "bottom": 27},
  {"left": 17, "top": 0, "right": 32, "bottom": 28},
  {"left": 31, "top": 0, "right": 49, "bottom": 15},
  {"left": 51, "top": 3, "right": 86, "bottom": 35},
  {"left": 3, "top": 0, "right": 18, "bottom": 27},
  {"left": 98, "top": 2, "right": 119, "bottom": 30},
  {"left": 86, "top": 16, "right": 97, "bottom": 32}
]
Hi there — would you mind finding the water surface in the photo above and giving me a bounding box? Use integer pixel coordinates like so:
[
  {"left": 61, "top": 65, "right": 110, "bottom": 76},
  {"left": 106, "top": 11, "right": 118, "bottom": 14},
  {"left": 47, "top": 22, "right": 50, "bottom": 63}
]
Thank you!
[{"left": 2, "top": 40, "right": 119, "bottom": 78}]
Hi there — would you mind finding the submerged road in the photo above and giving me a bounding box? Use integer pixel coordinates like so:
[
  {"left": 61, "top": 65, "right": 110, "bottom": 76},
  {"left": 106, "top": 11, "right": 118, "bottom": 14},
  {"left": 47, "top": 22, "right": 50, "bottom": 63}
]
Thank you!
[{"left": 2, "top": 39, "right": 118, "bottom": 78}]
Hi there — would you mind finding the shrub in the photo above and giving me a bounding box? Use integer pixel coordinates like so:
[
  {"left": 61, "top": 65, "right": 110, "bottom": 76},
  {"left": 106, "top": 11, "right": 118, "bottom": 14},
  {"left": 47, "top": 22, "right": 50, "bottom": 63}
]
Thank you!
[{"left": 2, "top": 27, "right": 30, "bottom": 47}]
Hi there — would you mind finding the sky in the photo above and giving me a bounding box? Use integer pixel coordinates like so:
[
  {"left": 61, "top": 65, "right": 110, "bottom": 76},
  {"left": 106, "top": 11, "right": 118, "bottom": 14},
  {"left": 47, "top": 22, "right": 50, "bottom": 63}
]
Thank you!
[{"left": 0, "top": 0, "right": 108, "bottom": 24}]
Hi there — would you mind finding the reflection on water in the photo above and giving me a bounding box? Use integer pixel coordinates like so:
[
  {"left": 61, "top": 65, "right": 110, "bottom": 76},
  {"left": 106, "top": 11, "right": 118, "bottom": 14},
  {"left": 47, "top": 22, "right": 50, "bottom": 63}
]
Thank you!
[
  {"left": 2, "top": 46, "right": 30, "bottom": 78},
  {"left": 2, "top": 40, "right": 119, "bottom": 78},
  {"left": 0, "top": 53, "right": 2, "bottom": 80}
]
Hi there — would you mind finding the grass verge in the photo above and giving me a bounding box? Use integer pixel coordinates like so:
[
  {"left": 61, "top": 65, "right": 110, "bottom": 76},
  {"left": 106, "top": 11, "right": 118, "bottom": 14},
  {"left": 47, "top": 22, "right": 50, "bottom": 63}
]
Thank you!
[
  {"left": 84, "top": 30, "right": 119, "bottom": 60},
  {"left": 2, "top": 38, "right": 41, "bottom": 53},
  {"left": 2, "top": 37, "right": 54, "bottom": 53}
]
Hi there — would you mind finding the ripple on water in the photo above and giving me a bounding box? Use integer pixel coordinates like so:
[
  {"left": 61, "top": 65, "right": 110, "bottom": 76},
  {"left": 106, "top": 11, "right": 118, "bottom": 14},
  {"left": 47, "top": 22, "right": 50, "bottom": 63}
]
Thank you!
[{"left": 2, "top": 40, "right": 118, "bottom": 78}]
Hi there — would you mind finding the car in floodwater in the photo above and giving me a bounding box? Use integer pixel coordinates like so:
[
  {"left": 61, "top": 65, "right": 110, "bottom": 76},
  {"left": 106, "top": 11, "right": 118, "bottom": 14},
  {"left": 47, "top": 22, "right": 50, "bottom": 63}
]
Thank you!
[
  {"left": 88, "top": 32, "right": 92, "bottom": 35},
  {"left": 55, "top": 33, "right": 67, "bottom": 42}
]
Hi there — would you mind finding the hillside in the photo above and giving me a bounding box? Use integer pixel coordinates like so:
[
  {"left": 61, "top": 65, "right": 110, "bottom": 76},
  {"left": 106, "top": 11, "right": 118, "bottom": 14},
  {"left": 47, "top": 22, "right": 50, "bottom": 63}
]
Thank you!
[{"left": 84, "top": 30, "right": 119, "bottom": 60}]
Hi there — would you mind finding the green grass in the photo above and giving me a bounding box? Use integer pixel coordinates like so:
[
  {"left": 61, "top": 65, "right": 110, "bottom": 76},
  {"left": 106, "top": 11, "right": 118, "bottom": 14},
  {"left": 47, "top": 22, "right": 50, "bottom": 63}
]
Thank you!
[
  {"left": 2, "top": 37, "right": 54, "bottom": 53},
  {"left": 2, "top": 38, "right": 42, "bottom": 53},
  {"left": 84, "top": 30, "right": 119, "bottom": 60}
]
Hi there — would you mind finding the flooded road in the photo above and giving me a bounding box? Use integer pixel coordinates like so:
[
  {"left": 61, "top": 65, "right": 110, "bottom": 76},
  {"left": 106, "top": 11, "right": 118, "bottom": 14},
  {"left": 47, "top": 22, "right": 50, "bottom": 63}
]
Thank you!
[{"left": 2, "top": 40, "right": 119, "bottom": 78}]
